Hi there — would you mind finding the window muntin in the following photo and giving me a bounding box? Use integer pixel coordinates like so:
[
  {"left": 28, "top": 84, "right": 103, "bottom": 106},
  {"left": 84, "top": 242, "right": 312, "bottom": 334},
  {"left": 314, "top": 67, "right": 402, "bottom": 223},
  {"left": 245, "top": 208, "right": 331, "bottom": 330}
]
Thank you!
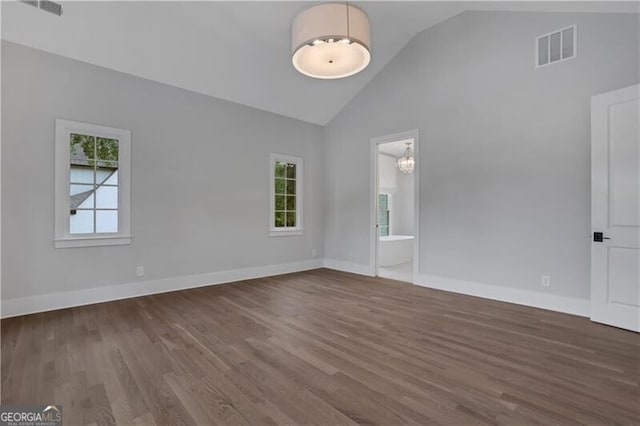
[
  {"left": 270, "top": 154, "right": 303, "bottom": 236},
  {"left": 55, "top": 120, "right": 131, "bottom": 248}
]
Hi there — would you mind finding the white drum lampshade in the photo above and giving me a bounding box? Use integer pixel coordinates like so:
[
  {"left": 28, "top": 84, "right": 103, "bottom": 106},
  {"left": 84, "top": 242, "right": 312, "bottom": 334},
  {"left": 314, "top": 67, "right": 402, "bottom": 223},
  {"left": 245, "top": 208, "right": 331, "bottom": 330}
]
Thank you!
[{"left": 291, "top": 3, "right": 371, "bottom": 79}]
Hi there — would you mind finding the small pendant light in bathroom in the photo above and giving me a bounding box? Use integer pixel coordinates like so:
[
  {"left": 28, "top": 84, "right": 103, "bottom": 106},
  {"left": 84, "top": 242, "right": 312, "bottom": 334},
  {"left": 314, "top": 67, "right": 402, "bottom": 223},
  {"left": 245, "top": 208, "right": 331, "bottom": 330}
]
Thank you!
[{"left": 396, "top": 142, "right": 415, "bottom": 174}]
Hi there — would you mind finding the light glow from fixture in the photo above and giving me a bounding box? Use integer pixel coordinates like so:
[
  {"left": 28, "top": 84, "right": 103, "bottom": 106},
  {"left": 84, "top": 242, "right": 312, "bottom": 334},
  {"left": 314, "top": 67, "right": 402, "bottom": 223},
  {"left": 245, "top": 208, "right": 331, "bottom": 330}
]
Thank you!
[
  {"left": 291, "top": 3, "right": 371, "bottom": 79},
  {"left": 396, "top": 142, "right": 415, "bottom": 174}
]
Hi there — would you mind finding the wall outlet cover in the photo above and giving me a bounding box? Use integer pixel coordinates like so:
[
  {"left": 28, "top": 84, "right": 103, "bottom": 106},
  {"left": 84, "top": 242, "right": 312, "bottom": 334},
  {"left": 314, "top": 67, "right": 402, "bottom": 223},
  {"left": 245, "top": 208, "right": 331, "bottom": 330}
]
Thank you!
[{"left": 541, "top": 275, "right": 551, "bottom": 287}]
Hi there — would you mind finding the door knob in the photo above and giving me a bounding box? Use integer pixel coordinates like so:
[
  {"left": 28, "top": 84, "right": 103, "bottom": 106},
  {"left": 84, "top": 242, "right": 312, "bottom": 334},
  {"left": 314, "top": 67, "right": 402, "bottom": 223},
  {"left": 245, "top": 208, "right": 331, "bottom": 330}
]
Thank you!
[{"left": 593, "top": 232, "right": 611, "bottom": 242}]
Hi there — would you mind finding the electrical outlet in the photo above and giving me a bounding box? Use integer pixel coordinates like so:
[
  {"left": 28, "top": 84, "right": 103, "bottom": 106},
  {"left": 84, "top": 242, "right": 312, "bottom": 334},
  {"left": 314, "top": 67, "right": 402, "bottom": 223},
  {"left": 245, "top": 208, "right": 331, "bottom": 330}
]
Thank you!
[
  {"left": 136, "top": 266, "right": 145, "bottom": 277},
  {"left": 311, "top": 248, "right": 317, "bottom": 257},
  {"left": 541, "top": 275, "right": 551, "bottom": 288}
]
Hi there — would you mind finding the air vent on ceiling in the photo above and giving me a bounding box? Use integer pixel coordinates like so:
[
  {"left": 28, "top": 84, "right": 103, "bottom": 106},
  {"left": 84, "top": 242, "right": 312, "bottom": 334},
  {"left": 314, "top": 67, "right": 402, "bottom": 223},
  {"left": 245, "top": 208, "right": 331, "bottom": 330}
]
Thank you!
[
  {"left": 536, "top": 25, "right": 576, "bottom": 68},
  {"left": 19, "top": 0, "right": 63, "bottom": 16}
]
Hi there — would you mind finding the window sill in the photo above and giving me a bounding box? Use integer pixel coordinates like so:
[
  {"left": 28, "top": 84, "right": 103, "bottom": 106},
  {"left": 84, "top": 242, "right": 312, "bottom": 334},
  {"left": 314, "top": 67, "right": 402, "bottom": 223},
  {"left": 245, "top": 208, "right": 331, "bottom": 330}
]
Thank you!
[
  {"left": 269, "top": 229, "right": 304, "bottom": 237},
  {"left": 55, "top": 235, "right": 132, "bottom": 248}
]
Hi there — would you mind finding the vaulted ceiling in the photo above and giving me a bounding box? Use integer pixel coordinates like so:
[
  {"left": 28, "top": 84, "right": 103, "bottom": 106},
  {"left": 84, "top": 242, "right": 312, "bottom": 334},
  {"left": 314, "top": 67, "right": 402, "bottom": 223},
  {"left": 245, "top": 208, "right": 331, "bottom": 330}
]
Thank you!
[{"left": 2, "top": 1, "right": 637, "bottom": 125}]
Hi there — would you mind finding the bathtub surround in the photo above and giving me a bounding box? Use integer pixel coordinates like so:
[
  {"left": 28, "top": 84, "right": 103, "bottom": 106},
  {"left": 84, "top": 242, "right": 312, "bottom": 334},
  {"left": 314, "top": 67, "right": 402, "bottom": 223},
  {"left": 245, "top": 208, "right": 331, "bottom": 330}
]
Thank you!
[
  {"left": 325, "top": 11, "right": 640, "bottom": 315},
  {"left": 379, "top": 235, "right": 415, "bottom": 267},
  {"left": 378, "top": 233, "right": 415, "bottom": 283},
  {"left": 2, "top": 41, "right": 325, "bottom": 314}
]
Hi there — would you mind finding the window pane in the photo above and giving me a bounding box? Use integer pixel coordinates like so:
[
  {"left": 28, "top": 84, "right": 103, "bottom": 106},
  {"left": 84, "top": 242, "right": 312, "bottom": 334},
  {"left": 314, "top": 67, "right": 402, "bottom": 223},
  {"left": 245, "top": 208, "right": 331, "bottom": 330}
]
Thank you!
[
  {"left": 379, "top": 211, "right": 389, "bottom": 226},
  {"left": 380, "top": 226, "right": 389, "bottom": 237},
  {"left": 275, "top": 195, "right": 285, "bottom": 210},
  {"left": 286, "top": 163, "right": 296, "bottom": 179},
  {"left": 275, "top": 178, "right": 286, "bottom": 194},
  {"left": 274, "top": 211, "right": 285, "bottom": 227},
  {"left": 538, "top": 35, "right": 549, "bottom": 65},
  {"left": 96, "top": 210, "right": 118, "bottom": 233},
  {"left": 96, "top": 186, "right": 118, "bottom": 209},
  {"left": 286, "top": 196, "right": 296, "bottom": 211},
  {"left": 70, "top": 210, "right": 94, "bottom": 234},
  {"left": 70, "top": 184, "right": 94, "bottom": 211},
  {"left": 70, "top": 183, "right": 93, "bottom": 196},
  {"left": 275, "top": 162, "right": 286, "bottom": 178},
  {"left": 70, "top": 167, "right": 94, "bottom": 184},
  {"left": 70, "top": 134, "right": 95, "bottom": 167},
  {"left": 550, "top": 32, "right": 561, "bottom": 62},
  {"left": 286, "top": 179, "right": 296, "bottom": 195},
  {"left": 562, "top": 27, "right": 574, "bottom": 59},
  {"left": 96, "top": 137, "right": 119, "bottom": 168},
  {"left": 101, "top": 169, "right": 118, "bottom": 185},
  {"left": 378, "top": 194, "right": 388, "bottom": 210},
  {"left": 286, "top": 211, "right": 296, "bottom": 227},
  {"left": 96, "top": 169, "right": 117, "bottom": 185}
]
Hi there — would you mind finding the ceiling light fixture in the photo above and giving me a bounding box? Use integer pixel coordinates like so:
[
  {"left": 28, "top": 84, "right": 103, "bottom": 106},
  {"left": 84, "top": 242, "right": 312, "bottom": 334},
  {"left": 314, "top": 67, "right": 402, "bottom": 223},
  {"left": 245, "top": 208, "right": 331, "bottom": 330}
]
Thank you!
[
  {"left": 396, "top": 142, "right": 415, "bottom": 174},
  {"left": 291, "top": 3, "right": 371, "bottom": 79}
]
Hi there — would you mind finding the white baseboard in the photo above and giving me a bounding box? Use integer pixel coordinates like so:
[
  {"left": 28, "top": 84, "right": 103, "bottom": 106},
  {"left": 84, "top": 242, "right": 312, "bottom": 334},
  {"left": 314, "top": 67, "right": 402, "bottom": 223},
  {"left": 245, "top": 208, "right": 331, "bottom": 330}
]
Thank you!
[
  {"left": 415, "top": 274, "right": 590, "bottom": 317},
  {"left": 1, "top": 259, "right": 324, "bottom": 318},
  {"left": 323, "top": 258, "right": 375, "bottom": 276},
  {"left": 1, "top": 259, "right": 590, "bottom": 320}
]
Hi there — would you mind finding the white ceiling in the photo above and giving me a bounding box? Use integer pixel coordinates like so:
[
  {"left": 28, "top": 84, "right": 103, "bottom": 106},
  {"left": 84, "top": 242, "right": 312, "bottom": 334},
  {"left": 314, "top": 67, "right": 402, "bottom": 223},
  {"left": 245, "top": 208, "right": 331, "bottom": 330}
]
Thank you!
[
  {"left": 2, "top": 1, "right": 637, "bottom": 125},
  {"left": 379, "top": 139, "right": 413, "bottom": 158}
]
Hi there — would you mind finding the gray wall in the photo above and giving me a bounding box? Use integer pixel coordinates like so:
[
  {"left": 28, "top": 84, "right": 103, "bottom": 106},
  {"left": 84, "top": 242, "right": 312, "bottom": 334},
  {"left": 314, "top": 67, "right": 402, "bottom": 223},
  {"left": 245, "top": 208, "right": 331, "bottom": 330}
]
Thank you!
[
  {"left": 325, "top": 11, "right": 640, "bottom": 300},
  {"left": 393, "top": 171, "right": 414, "bottom": 236},
  {"left": 2, "top": 41, "right": 324, "bottom": 300}
]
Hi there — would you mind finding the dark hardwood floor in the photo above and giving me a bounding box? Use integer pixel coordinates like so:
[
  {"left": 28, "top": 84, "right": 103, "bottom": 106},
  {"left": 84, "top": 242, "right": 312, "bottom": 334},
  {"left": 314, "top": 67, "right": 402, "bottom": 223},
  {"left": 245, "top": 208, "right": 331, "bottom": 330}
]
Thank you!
[{"left": 2, "top": 268, "right": 639, "bottom": 425}]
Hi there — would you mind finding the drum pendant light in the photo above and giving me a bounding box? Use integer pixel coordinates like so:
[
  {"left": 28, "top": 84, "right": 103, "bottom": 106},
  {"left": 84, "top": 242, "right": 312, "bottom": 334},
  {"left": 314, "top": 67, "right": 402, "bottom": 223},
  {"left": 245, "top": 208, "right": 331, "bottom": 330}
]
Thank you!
[{"left": 291, "top": 3, "right": 371, "bottom": 79}]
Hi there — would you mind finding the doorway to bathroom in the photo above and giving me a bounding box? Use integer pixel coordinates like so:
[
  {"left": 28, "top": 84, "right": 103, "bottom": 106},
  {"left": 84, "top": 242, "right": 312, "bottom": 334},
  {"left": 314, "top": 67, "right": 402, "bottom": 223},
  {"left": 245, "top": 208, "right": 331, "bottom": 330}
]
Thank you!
[{"left": 370, "top": 130, "right": 419, "bottom": 283}]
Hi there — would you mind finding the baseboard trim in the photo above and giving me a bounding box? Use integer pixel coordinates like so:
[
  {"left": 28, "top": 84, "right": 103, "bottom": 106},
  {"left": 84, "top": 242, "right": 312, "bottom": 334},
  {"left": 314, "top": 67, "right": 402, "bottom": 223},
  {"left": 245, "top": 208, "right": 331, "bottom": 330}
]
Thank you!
[
  {"left": 1, "top": 259, "right": 324, "bottom": 318},
  {"left": 323, "top": 259, "right": 375, "bottom": 277},
  {"left": 1, "top": 260, "right": 590, "bottom": 319},
  {"left": 415, "top": 274, "right": 590, "bottom": 317}
]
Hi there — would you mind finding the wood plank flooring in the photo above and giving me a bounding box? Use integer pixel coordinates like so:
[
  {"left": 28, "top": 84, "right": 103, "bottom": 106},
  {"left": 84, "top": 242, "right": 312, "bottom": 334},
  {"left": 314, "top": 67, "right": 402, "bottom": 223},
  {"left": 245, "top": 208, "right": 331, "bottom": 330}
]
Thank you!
[{"left": 2, "top": 268, "right": 639, "bottom": 425}]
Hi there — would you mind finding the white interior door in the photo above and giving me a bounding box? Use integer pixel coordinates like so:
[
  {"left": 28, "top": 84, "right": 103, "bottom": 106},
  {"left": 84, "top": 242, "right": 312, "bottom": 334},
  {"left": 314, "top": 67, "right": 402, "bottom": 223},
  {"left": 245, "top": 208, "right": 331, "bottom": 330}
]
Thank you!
[{"left": 591, "top": 84, "right": 640, "bottom": 332}]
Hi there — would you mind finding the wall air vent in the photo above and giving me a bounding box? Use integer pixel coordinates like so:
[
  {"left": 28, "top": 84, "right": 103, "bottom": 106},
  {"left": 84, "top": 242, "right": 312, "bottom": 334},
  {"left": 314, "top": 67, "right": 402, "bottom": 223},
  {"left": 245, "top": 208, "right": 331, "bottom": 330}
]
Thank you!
[
  {"left": 39, "top": 0, "right": 63, "bottom": 16},
  {"left": 536, "top": 25, "right": 576, "bottom": 68},
  {"left": 19, "top": 0, "right": 39, "bottom": 8},
  {"left": 19, "top": 0, "right": 63, "bottom": 16}
]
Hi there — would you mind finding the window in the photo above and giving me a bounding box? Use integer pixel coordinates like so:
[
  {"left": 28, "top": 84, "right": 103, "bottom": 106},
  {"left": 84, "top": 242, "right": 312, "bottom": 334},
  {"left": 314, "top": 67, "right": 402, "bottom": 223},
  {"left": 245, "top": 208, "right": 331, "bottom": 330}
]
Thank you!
[
  {"left": 536, "top": 25, "right": 576, "bottom": 68},
  {"left": 378, "top": 193, "right": 389, "bottom": 237},
  {"left": 55, "top": 120, "right": 131, "bottom": 248},
  {"left": 270, "top": 154, "right": 303, "bottom": 236}
]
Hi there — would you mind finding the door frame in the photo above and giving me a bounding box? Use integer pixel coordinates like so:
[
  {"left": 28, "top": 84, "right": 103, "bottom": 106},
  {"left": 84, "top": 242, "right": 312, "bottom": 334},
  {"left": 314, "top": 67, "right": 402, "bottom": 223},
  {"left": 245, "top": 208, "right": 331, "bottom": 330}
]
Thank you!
[{"left": 370, "top": 129, "right": 420, "bottom": 282}]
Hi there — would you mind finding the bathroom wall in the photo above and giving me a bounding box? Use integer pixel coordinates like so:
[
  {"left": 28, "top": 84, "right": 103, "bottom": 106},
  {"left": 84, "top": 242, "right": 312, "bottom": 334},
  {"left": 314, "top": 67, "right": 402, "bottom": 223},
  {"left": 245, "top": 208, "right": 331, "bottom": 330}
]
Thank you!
[
  {"left": 393, "top": 171, "right": 414, "bottom": 236},
  {"left": 378, "top": 152, "right": 414, "bottom": 236}
]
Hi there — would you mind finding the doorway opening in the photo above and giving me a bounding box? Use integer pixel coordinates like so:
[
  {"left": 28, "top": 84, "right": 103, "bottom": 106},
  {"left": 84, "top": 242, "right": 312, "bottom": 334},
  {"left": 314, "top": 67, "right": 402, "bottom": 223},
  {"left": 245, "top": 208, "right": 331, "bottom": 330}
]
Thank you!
[{"left": 371, "top": 130, "right": 419, "bottom": 283}]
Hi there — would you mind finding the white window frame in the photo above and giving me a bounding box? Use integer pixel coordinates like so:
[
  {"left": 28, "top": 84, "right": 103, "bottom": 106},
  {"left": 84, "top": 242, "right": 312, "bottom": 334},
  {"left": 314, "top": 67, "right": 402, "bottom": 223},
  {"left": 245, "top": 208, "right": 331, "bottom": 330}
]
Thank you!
[
  {"left": 378, "top": 192, "right": 390, "bottom": 237},
  {"left": 54, "top": 119, "right": 132, "bottom": 248},
  {"left": 269, "top": 154, "right": 303, "bottom": 237}
]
